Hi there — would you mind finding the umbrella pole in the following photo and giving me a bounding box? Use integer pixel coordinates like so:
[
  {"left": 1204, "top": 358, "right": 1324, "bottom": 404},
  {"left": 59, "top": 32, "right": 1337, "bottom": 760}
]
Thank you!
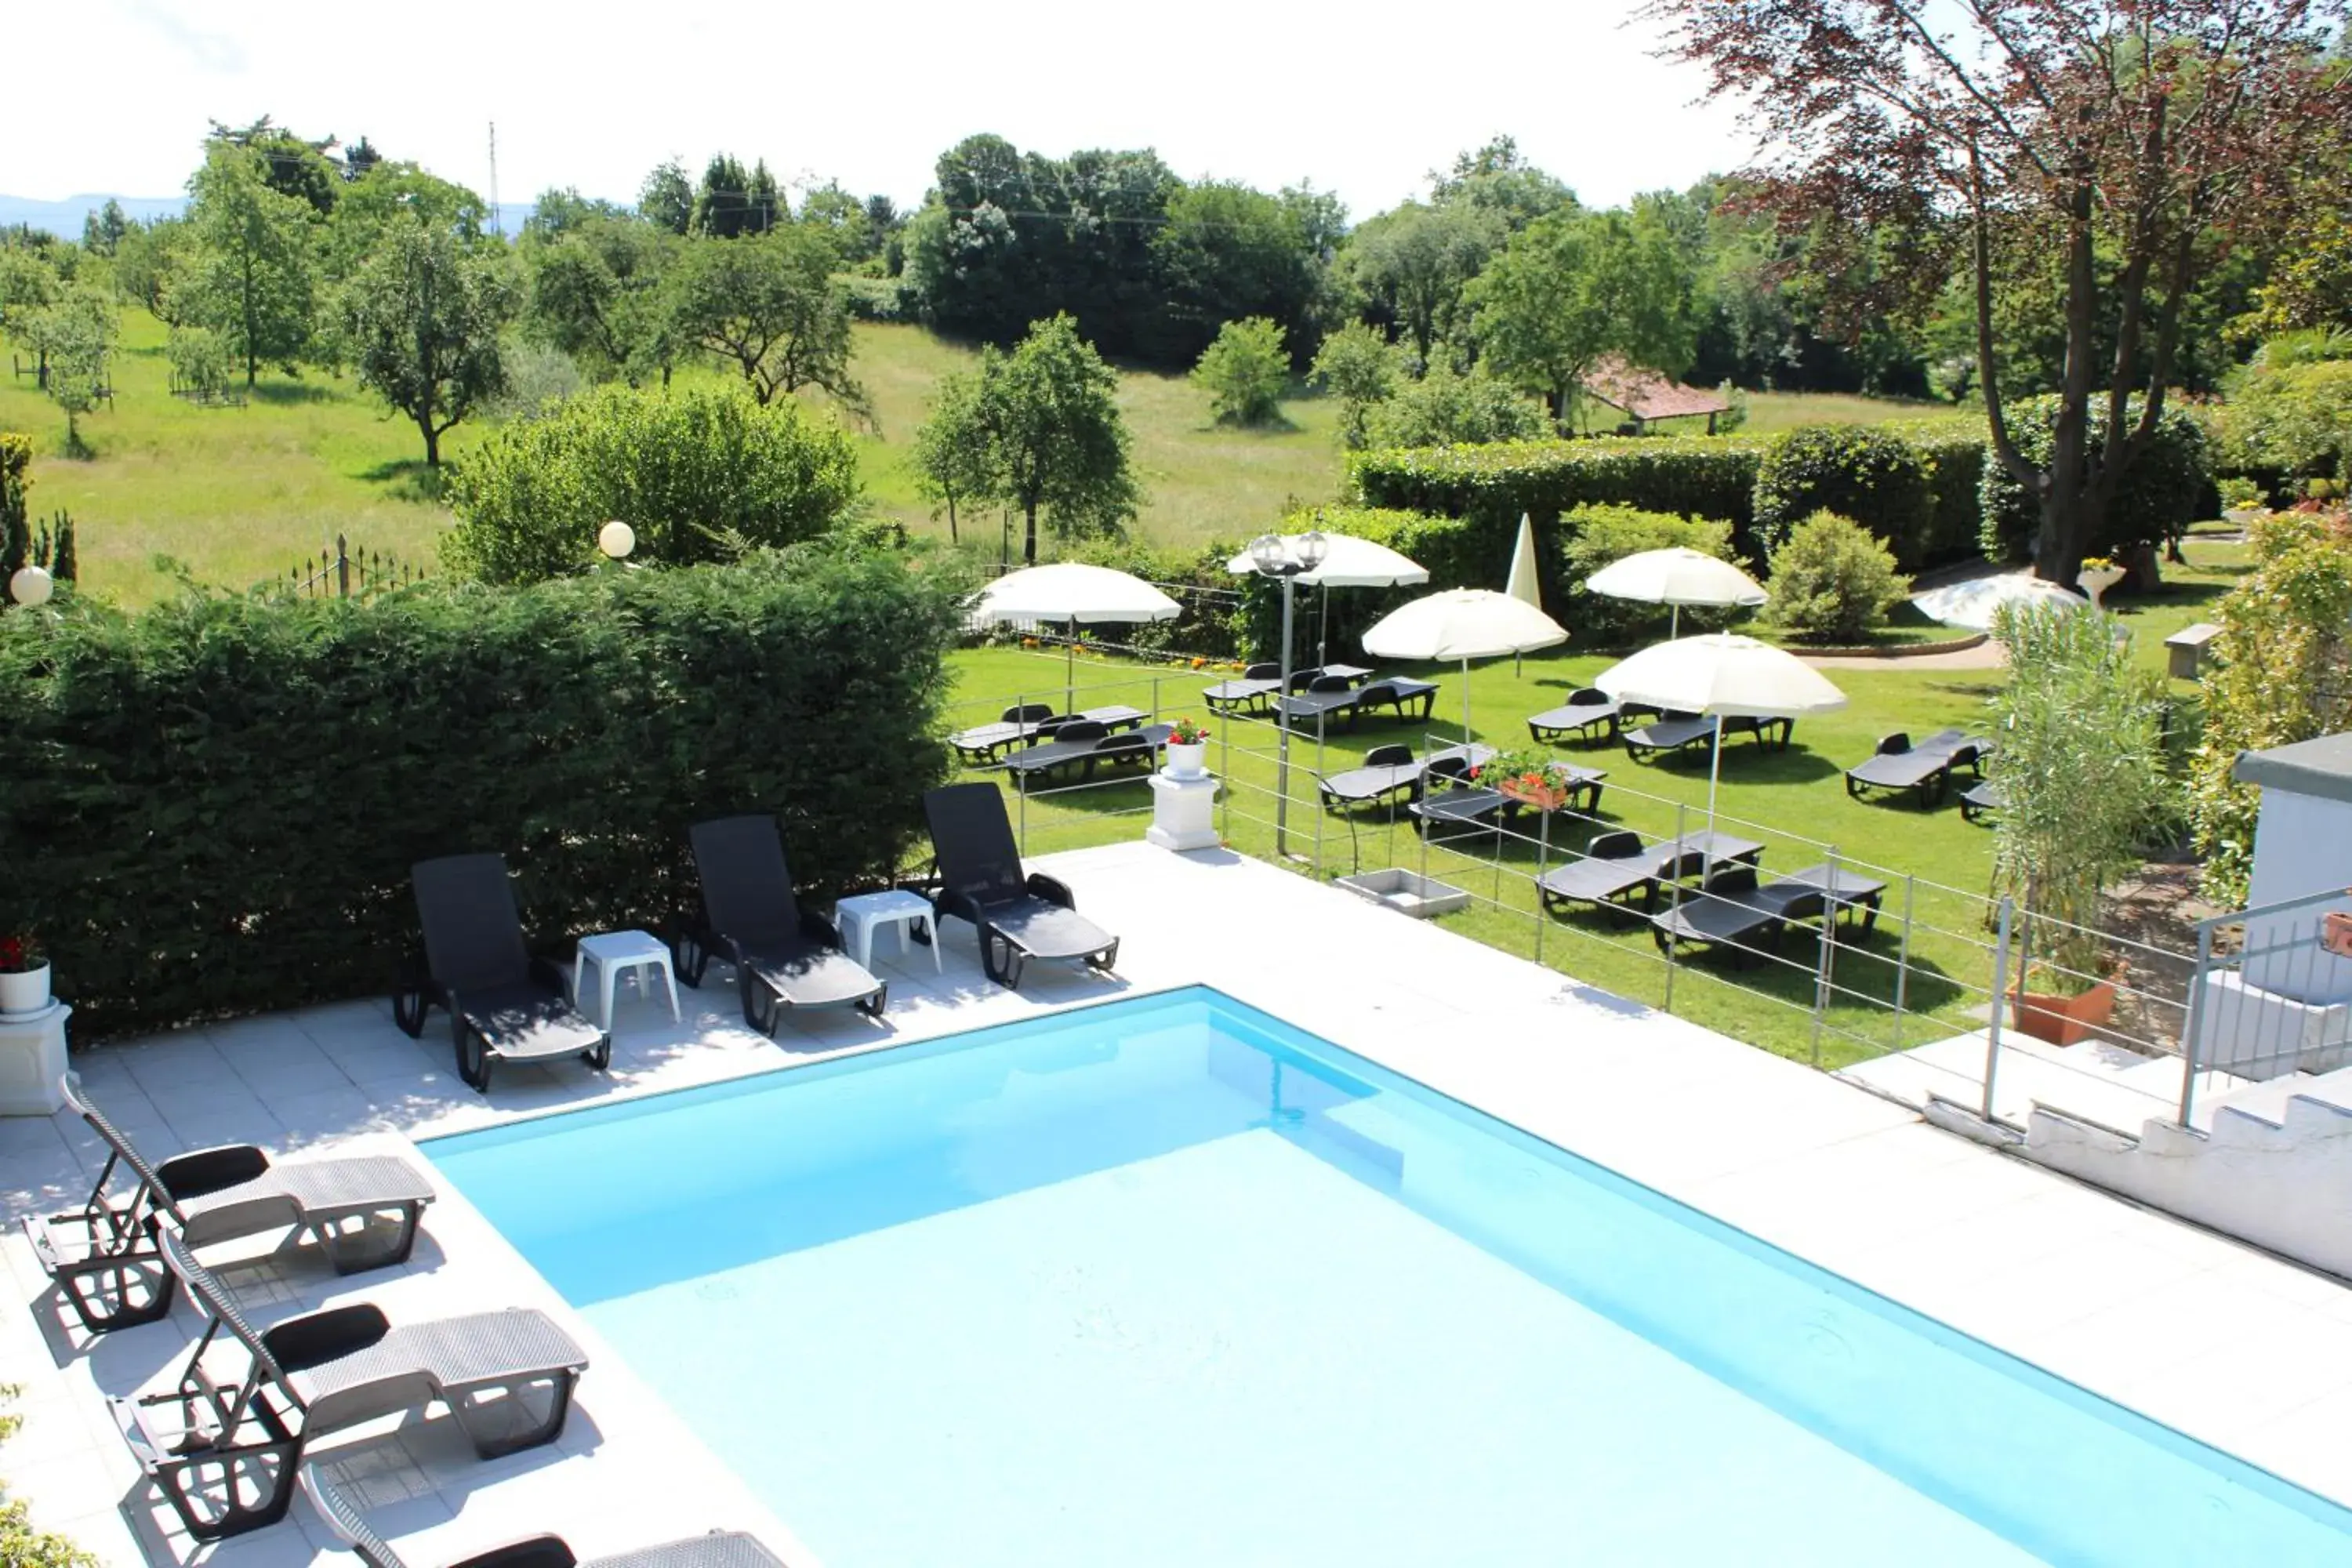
[
  {"left": 1671, "top": 604, "right": 1681, "bottom": 641},
  {"left": 1704, "top": 714, "right": 1725, "bottom": 876},
  {"left": 1065, "top": 631, "right": 1076, "bottom": 714},
  {"left": 1317, "top": 588, "right": 1330, "bottom": 669},
  {"left": 1461, "top": 658, "right": 1474, "bottom": 746}
]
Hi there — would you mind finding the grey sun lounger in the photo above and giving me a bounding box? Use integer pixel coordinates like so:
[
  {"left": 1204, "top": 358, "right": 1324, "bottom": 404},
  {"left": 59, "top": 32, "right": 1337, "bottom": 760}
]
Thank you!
[
  {"left": 951, "top": 704, "right": 1148, "bottom": 763},
  {"left": 1202, "top": 662, "right": 1286, "bottom": 715},
  {"left": 1650, "top": 862, "right": 1890, "bottom": 955},
  {"left": 1000, "top": 722, "right": 1174, "bottom": 787},
  {"left": 1843, "top": 729, "right": 1994, "bottom": 807},
  {"left": 1536, "top": 829, "right": 1767, "bottom": 919},
  {"left": 1960, "top": 780, "right": 2004, "bottom": 824},
  {"left": 925, "top": 782, "right": 1119, "bottom": 989},
  {"left": 303, "top": 1469, "right": 789, "bottom": 1568},
  {"left": 397, "top": 853, "right": 611, "bottom": 1092},
  {"left": 1526, "top": 688, "right": 1623, "bottom": 745},
  {"left": 677, "top": 815, "right": 886, "bottom": 1033},
  {"left": 24, "top": 1073, "right": 434, "bottom": 1334},
  {"left": 1318, "top": 743, "right": 1494, "bottom": 815},
  {"left": 114, "top": 1231, "right": 588, "bottom": 1542},
  {"left": 1409, "top": 757, "right": 1606, "bottom": 837},
  {"left": 1274, "top": 675, "right": 1440, "bottom": 728},
  {"left": 1621, "top": 711, "right": 1795, "bottom": 760}
]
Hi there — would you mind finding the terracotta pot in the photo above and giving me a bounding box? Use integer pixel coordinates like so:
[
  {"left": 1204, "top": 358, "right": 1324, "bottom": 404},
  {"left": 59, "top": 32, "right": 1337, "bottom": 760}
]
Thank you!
[
  {"left": 1497, "top": 778, "right": 1573, "bottom": 813},
  {"left": 2010, "top": 978, "right": 2118, "bottom": 1046}
]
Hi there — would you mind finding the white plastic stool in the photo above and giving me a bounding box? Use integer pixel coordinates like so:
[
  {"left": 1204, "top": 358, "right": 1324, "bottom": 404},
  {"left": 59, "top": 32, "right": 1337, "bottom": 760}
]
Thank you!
[
  {"left": 833, "top": 889, "right": 942, "bottom": 972},
  {"left": 573, "top": 929, "right": 682, "bottom": 1030}
]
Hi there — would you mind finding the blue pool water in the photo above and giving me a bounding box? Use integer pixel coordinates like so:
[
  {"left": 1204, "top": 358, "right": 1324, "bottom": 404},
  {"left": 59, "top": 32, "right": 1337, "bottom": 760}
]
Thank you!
[{"left": 428, "top": 989, "right": 2352, "bottom": 1567}]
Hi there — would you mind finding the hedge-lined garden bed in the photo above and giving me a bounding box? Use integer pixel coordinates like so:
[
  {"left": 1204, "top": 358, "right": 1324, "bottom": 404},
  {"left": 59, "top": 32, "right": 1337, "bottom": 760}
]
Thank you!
[{"left": 0, "top": 546, "right": 968, "bottom": 1038}]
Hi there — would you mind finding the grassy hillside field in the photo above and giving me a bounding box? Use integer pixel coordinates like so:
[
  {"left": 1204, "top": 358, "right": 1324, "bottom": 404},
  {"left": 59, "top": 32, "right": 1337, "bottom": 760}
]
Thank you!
[{"left": 2, "top": 307, "right": 1957, "bottom": 606}]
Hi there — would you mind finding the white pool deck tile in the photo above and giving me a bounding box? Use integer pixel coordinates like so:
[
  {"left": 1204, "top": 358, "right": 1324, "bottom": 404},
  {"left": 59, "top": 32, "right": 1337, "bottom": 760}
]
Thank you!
[{"left": 4, "top": 840, "right": 2352, "bottom": 1566}]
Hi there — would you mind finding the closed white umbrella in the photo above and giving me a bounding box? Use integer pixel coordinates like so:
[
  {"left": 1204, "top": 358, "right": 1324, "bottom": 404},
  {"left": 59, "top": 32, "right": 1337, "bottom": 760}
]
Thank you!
[
  {"left": 970, "top": 563, "right": 1182, "bottom": 706},
  {"left": 1362, "top": 587, "right": 1569, "bottom": 742},
  {"left": 1913, "top": 573, "right": 2085, "bottom": 631},
  {"left": 1504, "top": 514, "right": 1544, "bottom": 675},
  {"left": 1584, "top": 547, "right": 1766, "bottom": 640},
  {"left": 1226, "top": 534, "right": 1428, "bottom": 664},
  {"left": 1595, "top": 633, "right": 1848, "bottom": 858}
]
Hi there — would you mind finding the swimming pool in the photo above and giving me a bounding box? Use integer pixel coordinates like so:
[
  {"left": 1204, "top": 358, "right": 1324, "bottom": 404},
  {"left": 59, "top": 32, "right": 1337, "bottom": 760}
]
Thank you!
[{"left": 428, "top": 987, "right": 2352, "bottom": 1566}]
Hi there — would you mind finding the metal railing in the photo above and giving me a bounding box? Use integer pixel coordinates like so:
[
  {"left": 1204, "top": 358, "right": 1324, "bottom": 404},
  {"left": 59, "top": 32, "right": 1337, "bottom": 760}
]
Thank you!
[
  {"left": 941, "top": 659, "right": 2202, "bottom": 1129},
  {"left": 2180, "top": 886, "right": 2352, "bottom": 1125}
]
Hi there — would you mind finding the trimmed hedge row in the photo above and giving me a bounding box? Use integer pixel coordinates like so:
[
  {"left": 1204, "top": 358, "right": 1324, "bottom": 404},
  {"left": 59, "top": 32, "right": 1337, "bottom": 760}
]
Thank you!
[{"left": 0, "top": 546, "right": 969, "bottom": 1040}]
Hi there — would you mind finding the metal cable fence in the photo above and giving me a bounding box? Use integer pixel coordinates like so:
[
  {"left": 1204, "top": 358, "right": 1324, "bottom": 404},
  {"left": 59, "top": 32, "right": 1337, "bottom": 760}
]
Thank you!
[{"left": 938, "top": 662, "right": 2205, "bottom": 1134}]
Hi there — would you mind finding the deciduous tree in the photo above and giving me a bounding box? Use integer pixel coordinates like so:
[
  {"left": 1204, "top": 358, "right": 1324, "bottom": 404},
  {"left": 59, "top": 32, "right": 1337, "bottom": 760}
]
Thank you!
[
  {"left": 1338, "top": 201, "right": 1497, "bottom": 367},
  {"left": 180, "top": 147, "right": 318, "bottom": 385},
  {"left": 1649, "top": 0, "right": 2352, "bottom": 583},
  {"left": 978, "top": 315, "right": 1140, "bottom": 564},
  {"left": 524, "top": 214, "right": 681, "bottom": 384},
  {"left": 21, "top": 290, "right": 115, "bottom": 455},
  {"left": 338, "top": 220, "right": 517, "bottom": 466},
  {"left": 1308, "top": 321, "right": 1400, "bottom": 448},
  {"left": 913, "top": 368, "right": 997, "bottom": 543},
  {"left": 1467, "top": 204, "right": 1693, "bottom": 425},
  {"left": 640, "top": 159, "right": 695, "bottom": 235},
  {"left": 1190, "top": 316, "right": 1290, "bottom": 425},
  {"left": 670, "top": 227, "right": 867, "bottom": 416}
]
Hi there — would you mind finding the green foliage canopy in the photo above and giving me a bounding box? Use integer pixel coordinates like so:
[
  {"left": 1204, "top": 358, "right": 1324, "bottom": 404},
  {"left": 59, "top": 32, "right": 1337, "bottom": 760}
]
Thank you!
[
  {"left": 669, "top": 227, "right": 868, "bottom": 417},
  {"left": 339, "top": 219, "right": 518, "bottom": 465},
  {"left": 1763, "top": 510, "right": 1911, "bottom": 642},
  {"left": 179, "top": 146, "right": 319, "bottom": 385},
  {"left": 1467, "top": 204, "right": 1694, "bottom": 425},
  {"left": 1190, "top": 317, "right": 1290, "bottom": 426}
]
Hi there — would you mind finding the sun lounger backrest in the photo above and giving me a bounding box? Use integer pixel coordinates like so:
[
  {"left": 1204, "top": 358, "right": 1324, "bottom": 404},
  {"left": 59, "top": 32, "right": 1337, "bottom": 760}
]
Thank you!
[
  {"left": 299, "top": 1469, "right": 413, "bottom": 1568},
  {"left": 59, "top": 1073, "right": 187, "bottom": 1221},
  {"left": 412, "top": 854, "right": 534, "bottom": 996},
  {"left": 690, "top": 816, "right": 801, "bottom": 946},
  {"left": 1243, "top": 662, "right": 1281, "bottom": 681},
  {"left": 1587, "top": 829, "right": 1644, "bottom": 861},
  {"left": 1364, "top": 744, "right": 1414, "bottom": 768},
  {"left": 1570, "top": 687, "right": 1610, "bottom": 706},
  {"left": 158, "top": 1230, "right": 289, "bottom": 1382},
  {"left": 1425, "top": 754, "right": 1475, "bottom": 786},
  {"left": 1698, "top": 864, "right": 1761, "bottom": 897},
  {"left": 1305, "top": 673, "right": 1353, "bottom": 694},
  {"left": 926, "top": 784, "right": 1028, "bottom": 903},
  {"left": 1877, "top": 733, "right": 1911, "bottom": 756},
  {"left": 1047, "top": 720, "right": 1108, "bottom": 746},
  {"left": 1004, "top": 702, "right": 1054, "bottom": 724}
]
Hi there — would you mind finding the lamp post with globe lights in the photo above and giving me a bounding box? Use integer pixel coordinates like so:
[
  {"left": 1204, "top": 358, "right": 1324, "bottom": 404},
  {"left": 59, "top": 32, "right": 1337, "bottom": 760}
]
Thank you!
[{"left": 1246, "top": 527, "right": 1327, "bottom": 858}]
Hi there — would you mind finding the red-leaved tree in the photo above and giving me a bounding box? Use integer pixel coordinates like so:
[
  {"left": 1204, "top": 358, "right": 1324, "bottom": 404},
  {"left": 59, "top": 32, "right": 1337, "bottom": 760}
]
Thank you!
[{"left": 1648, "top": 0, "right": 2350, "bottom": 581}]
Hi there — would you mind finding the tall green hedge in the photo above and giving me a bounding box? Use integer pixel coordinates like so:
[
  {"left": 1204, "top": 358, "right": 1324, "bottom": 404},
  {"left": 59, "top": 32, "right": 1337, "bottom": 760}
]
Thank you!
[
  {"left": 1751, "top": 426, "right": 1931, "bottom": 561},
  {"left": 0, "top": 546, "right": 969, "bottom": 1039},
  {"left": 1231, "top": 508, "right": 1484, "bottom": 664}
]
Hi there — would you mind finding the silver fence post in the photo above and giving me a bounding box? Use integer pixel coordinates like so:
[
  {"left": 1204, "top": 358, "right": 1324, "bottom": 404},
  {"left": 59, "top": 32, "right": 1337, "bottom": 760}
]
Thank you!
[
  {"left": 1218, "top": 714, "right": 1231, "bottom": 844},
  {"left": 2180, "top": 920, "right": 2213, "bottom": 1127},
  {"left": 1664, "top": 802, "right": 1689, "bottom": 1015},
  {"left": 1534, "top": 805, "right": 1550, "bottom": 967},
  {"left": 1983, "top": 895, "right": 2014, "bottom": 1123},
  {"left": 1275, "top": 579, "right": 1295, "bottom": 858},
  {"left": 1152, "top": 673, "right": 1161, "bottom": 724},
  {"left": 1889, "top": 873, "right": 1916, "bottom": 1053},
  {"left": 1810, "top": 847, "right": 1839, "bottom": 1069}
]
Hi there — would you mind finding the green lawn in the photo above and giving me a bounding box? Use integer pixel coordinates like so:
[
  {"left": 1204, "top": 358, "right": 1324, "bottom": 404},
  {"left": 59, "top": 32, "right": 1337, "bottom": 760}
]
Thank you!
[{"left": 935, "top": 534, "right": 2245, "bottom": 1070}]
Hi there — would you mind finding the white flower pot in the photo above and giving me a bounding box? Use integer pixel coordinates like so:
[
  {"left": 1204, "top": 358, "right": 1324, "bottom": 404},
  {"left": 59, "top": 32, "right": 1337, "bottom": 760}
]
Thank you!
[
  {"left": 0, "top": 964, "right": 52, "bottom": 1016},
  {"left": 1165, "top": 742, "right": 1207, "bottom": 780},
  {"left": 2076, "top": 565, "right": 2125, "bottom": 610}
]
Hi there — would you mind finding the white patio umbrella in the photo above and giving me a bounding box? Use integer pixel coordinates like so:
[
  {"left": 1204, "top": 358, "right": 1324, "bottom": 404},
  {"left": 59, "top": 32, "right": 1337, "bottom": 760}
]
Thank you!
[
  {"left": 1913, "top": 572, "right": 2086, "bottom": 631},
  {"left": 1361, "top": 587, "right": 1568, "bottom": 742},
  {"left": 1594, "top": 633, "right": 1848, "bottom": 859},
  {"left": 1504, "top": 513, "right": 1544, "bottom": 674},
  {"left": 968, "top": 563, "right": 1182, "bottom": 706},
  {"left": 1584, "top": 547, "right": 1766, "bottom": 640},
  {"left": 1225, "top": 533, "right": 1428, "bottom": 662}
]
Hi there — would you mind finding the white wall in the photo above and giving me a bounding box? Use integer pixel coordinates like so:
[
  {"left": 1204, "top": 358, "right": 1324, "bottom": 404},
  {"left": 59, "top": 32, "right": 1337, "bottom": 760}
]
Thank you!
[{"left": 2241, "top": 788, "right": 2352, "bottom": 1004}]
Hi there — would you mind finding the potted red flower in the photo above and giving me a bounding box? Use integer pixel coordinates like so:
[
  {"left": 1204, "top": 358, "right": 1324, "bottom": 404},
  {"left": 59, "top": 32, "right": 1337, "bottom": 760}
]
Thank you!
[
  {"left": 1474, "top": 750, "right": 1573, "bottom": 814},
  {"left": 0, "top": 933, "right": 50, "bottom": 1015},
  {"left": 1165, "top": 717, "right": 1211, "bottom": 779}
]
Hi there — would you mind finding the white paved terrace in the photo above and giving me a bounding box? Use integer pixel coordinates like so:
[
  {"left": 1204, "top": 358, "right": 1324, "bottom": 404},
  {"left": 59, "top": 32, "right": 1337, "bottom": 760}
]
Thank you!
[{"left": 4, "top": 842, "right": 2350, "bottom": 1567}]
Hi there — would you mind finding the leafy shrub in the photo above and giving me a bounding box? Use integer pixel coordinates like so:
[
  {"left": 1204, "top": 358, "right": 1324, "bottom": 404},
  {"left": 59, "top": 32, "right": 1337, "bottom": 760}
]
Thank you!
[
  {"left": 1560, "top": 505, "right": 1746, "bottom": 647},
  {"left": 838, "top": 274, "right": 916, "bottom": 323},
  {"left": 0, "top": 547, "right": 969, "bottom": 1038},
  {"left": 2189, "top": 510, "right": 2352, "bottom": 905},
  {"left": 1752, "top": 425, "right": 1932, "bottom": 562},
  {"left": 165, "top": 325, "right": 232, "bottom": 401},
  {"left": 443, "top": 383, "right": 862, "bottom": 584},
  {"left": 2216, "top": 475, "right": 2268, "bottom": 512},
  {"left": 1361, "top": 364, "right": 1549, "bottom": 449},
  {"left": 486, "top": 334, "right": 586, "bottom": 419},
  {"left": 1191, "top": 317, "right": 1290, "bottom": 426},
  {"left": 1308, "top": 321, "right": 1398, "bottom": 449},
  {"left": 1977, "top": 395, "right": 2214, "bottom": 561},
  {"left": 1763, "top": 510, "right": 1911, "bottom": 642},
  {"left": 2225, "top": 347, "right": 2352, "bottom": 485}
]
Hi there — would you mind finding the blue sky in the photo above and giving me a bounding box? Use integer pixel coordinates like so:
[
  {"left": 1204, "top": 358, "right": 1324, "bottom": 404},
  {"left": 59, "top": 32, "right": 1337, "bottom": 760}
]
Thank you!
[{"left": 10, "top": 0, "right": 1757, "bottom": 218}]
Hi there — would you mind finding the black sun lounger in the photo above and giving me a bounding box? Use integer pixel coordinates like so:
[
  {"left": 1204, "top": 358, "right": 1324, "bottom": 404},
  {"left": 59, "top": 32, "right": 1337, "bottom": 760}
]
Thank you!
[
  {"left": 1843, "top": 729, "right": 1993, "bottom": 807},
  {"left": 1274, "top": 676, "right": 1440, "bottom": 729},
  {"left": 1959, "top": 780, "right": 2004, "bottom": 824},
  {"left": 1526, "top": 688, "right": 1623, "bottom": 745},
  {"left": 302, "top": 1469, "right": 789, "bottom": 1568},
  {"left": 1536, "top": 829, "right": 1769, "bottom": 919},
  {"left": 24, "top": 1073, "right": 434, "bottom": 1334},
  {"left": 1622, "top": 711, "right": 1795, "bottom": 760},
  {"left": 677, "top": 815, "right": 886, "bottom": 1033},
  {"left": 925, "top": 782, "right": 1119, "bottom": 989},
  {"left": 397, "top": 854, "right": 611, "bottom": 1092},
  {"left": 1318, "top": 744, "right": 1494, "bottom": 815},
  {"left": 1203, "top": 662, "right": 1285, "bottom": 715},
  {"left": 1650, "top": 862, "right": 1890, "bottom": 956},
  {"left": 951, "top": 704, "right": 1148, "bottom": 763},
  {"left": 1409, "top": 757, "right": 1606, "bottom": 837},
  {"left": 1000, "top": 722, "right": 1174, "bottom": 787},
  {"left": 114, "top": 1231, "right": 588, "bottom": 1542}
]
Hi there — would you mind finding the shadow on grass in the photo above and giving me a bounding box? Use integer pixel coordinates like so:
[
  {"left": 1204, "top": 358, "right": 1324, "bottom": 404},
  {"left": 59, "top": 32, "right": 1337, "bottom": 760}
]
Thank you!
[
  {"left": 358, "top": 459, "right": 448, "bottom": 503},
  {"left": 1619, "top": 743, "right": 1842, "bottom": 786},
  {"left": 1201, "top": 411, "right": 1304, "bottom": 436},
  {"left": 250, "top": 381, "right": 335, "bottom": 406}
]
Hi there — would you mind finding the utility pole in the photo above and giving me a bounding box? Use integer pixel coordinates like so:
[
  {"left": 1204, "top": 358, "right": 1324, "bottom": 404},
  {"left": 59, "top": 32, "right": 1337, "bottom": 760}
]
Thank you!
[{"left": 488, "top": 122, "right": 502, "bottom": 238}]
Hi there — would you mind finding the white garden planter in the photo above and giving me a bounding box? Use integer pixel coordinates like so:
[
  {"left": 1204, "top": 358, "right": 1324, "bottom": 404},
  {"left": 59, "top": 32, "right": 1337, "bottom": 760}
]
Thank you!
[
  {"left": 2077, "top": 565, "right": 2125, "bottom": 611},
  {"left": 1164, "top": 742, "right": 1207, "bottom": 780},
  {"left": 0, "top": 964, "right": 51, "bottom": 1016}
]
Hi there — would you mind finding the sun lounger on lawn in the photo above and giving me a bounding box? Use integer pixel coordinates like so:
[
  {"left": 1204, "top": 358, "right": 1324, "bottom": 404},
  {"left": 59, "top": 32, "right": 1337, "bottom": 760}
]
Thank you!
[
  {"left": 1537, "top": 829, "right": 1768, "bottom": 919},
  {"left": 1274, "top": 675, "right": 1439, "bottom": 729},
  {"left": 1650, "top": 862, "right": 1890, "bottom": 956},
  {"left": 1318, "top": 744, "right": 1494, "bottom": 815},
  {"left": 397, "top": 854, "right": 611, "bottom": 1092},
  {"left": 302, "top": 1469, "right": 788, "bottom": 1568},
  {"left": 950, "top": 704, "right": 1147, "bottom": 762},
  {"left": 1000, "top": 722, "right": 1174, "bottom": 787},
  {"left": 23, "top": 1074, "right": 434, "bottom": 1334},
  {"left": 113, "top": 1231, "right": 588, "bottom": 1542},
  {"left": 1526, "top": 688, "right": 1623, "bottom": 745},
  {"left": 677, "top": 815, "right": 886, "bottom": 1033},
  {"left": 1960, "top": 780, "right": 2004, "bottom": 823},
  {"left": 1843, "top": 729, "right": 1994, "bottom": 806},
  {"left": 925, "top": 782, "right": 1119, "bottom": 989},
  {"left": 1622, "top": 711, "right": 1795, "bottom": 760},
  {"left": 1203, "top": 662, "right": 1290, "bottom": 715},
  {"left": 1410, "top": 757, "right": 1606, "bottom": 837}
]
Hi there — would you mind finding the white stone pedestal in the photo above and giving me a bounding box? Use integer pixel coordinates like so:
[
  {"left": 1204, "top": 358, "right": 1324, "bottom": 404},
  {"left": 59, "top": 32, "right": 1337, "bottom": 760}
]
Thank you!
[
  {"left": 1146, "top": 771, "right": 1220, "bottom": 852},
  {"left": 0, "top": 1001, "right": 70, "bottom": 1116}
]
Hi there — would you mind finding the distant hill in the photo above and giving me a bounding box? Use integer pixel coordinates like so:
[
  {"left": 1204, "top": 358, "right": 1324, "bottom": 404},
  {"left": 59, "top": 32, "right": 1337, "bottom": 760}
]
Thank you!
[{"left": 0, "top": 194, "right": 535, "bottom": 239}]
